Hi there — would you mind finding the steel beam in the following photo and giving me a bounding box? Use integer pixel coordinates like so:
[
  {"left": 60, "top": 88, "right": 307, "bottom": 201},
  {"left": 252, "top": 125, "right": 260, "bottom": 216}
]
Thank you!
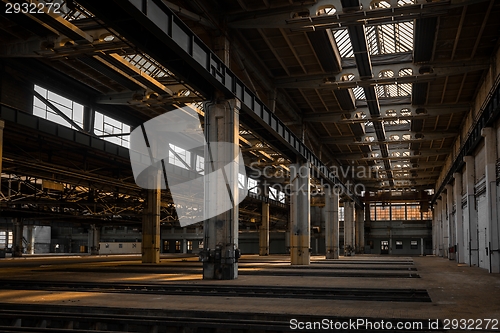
[
  {"left": 321, "top": 131, "right": 457, "bottom": 145},
  {"left": 303, "top": 104, "right": 471, "bottom": 123},
  {"left": 274, "top": 62, "right": 489, "bottom": 89},
  {"left": 227, "top": 0, "right": 453, "bottom": 30}
]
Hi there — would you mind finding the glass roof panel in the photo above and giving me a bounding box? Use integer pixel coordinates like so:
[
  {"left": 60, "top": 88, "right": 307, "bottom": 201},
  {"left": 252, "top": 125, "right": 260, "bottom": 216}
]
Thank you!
[
  {"left": 366, "top": 22, "right": 414, "bottom": 55},
  {"left": 333, "top": 29, "right": 354, "bottom": 58}
]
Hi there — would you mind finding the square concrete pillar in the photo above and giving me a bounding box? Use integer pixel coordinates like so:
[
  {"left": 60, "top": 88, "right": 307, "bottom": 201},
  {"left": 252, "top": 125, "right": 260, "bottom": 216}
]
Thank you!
[
  {"left": 259, "top": 201, "right": 270, "bottom": 256},
  {"left": 88, "top": 224, "right": 101, "bottom": 256},
  {"left": 325, "top": 187, "right": 339, "bottom": 259},
  {"left": 464, "top": 155, "right": 479, "bottom": 267},
  {"left": 446, "top": 184, "right": 454, "bottom": 260},
  {"left": 481, "top": 127, "right": 499, "bottom": 273},
  {"left": 355, "top": 205, "right": 364, "bottom": 253},
  {"left": 441, "top": 191, "right": 448, "bottom": 258},
  {"left": 433, "top": 200, "right": 440, "bottom": 256},
  {"left": 453, "top": 172, "right": 464, "bottom": 263},
  {"left": 202, "top": 99, "right": 240, "bottom": 279},
  {"left": 344, "top": 201, "right": 355, "bottom": 256},
  {"left": 290, "top": 161, "right": 310, "bottom": 265}
]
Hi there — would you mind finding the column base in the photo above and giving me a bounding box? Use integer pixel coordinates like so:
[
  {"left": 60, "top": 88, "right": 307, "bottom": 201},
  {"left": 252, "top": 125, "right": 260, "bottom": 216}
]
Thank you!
[
  {"left": 203, "top": 262, "right": 238, "bottom": 280},
  {"left": 291, "top": 246, "right": 310, "bottom": 265},
  {"left": 325, "top": 249, "right": 338, "bottom": 259}
]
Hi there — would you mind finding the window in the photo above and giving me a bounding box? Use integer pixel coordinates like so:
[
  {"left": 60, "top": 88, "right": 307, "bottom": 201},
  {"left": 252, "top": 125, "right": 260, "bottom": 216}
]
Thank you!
[
  {"left": 339, "top": 206, "right": 345, "bottom": 221},
  {"left": 187, "top": 241, "right": 192, "bottom": 251},
  {"left": 422, "top": 209, "right": 432, "bottom": 220},
  {"left": 94, "top": 111, "right": 130, "bottom": 148},
  {"left": 163, "top": 240, "right": 170, "bottom": 252},
  {"left": 269, "top": 187, "right": 285, "bottom": 203},
  {"left": 238, "top": 173, "right": 247, "bottom": 190},
  {"left": 248, "top": 178, "right": 258, "bottom": 194},
  {"left": 395, "top": 240, "right": 403, "bottom": 249},
  {"left": 196, "top": 155, "right": 204, "bottom": 175},
  {"left": 169, "top": 144, "right": 191, "bottom": 170},
  {"left": 375, "top": 204, "right": 390, "bottom": 220},
  {"left": 33, "top": 85, "right": 84, "bottom": 130},
  {"left": 118, "top": 244, "right": 123, "bottom": 249},
  {"left": 391, "top": 205, "right": 405, "bottom": 220},
  {"left": 175, "top": 241, "right": 181, "bottom": 252},
  {"left": 410, "top": 240, "right": 418, "bottom": 249},
  {"left": 406, "top": 204, "right": 421, "bottom": 220}
]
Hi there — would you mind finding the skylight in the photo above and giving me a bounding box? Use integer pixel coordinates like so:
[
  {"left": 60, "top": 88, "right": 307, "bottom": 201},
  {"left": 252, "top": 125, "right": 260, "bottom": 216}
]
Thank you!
[
  {"left": 333, "top": 29, "right": 354, "bottom": 58},
  {"left": 366, "top": 22, "right": 413, "bottom": 55},
  {"left": 123, "top": 54, "right": 170, "bottom": 78}
]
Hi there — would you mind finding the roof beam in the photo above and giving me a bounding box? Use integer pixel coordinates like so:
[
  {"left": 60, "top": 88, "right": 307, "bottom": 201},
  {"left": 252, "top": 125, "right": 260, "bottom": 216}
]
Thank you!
[
  {"left": 303, "top": 104, "right": 470, "bottom": 122},
  {"left": 335, "top": 148, "right": 451, "bottom": 160},
  {"left": 275, "top": 61, "right": 490, "bottom": 88},
  {"left": 227, "top": 0, "right": 453, "bottom": 30},
  {"left": 322, "top": 130, "right": 458, "bottom": 145}
]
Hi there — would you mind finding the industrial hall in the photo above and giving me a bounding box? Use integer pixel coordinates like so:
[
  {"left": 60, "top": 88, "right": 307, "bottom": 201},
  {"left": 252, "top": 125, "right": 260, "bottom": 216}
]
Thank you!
[{"left": 0, "top": 0, "right": 499, "bottom": 332}]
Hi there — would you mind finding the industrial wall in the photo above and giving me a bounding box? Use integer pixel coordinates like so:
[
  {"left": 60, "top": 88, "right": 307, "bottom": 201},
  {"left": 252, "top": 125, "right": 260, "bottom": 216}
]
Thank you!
[{"left": 433, "top": 43, "right": 500, "bottom": 273}]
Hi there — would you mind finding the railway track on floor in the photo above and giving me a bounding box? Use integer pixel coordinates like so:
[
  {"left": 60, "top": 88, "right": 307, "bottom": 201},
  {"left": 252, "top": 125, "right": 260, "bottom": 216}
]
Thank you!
[
  {"left": 39, "top": 267, "right": 420, "bottom": 278},
  {"left": 0, "top": 303, "right": 445, "bottom": 332},
  {"left": 0, "top": 280, "right": 431, "bottom": 302}
]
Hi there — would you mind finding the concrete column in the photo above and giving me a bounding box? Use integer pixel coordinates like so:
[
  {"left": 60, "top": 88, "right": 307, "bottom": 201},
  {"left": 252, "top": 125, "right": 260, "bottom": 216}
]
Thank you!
[
  {"left": 441, "top": 191, "right": 448, "bottom": 258},
  {"left": 433, "top": 201, "right": 439, "bottom": 255},
  {"left": 446, "top": 184, "right": 454, "bottom": 260},
  {"left": 203, "top": 99, "right": 240, "bottom": 279},
  {"left": 88, "top": 224, "right": 100, "bottom": 255},
  {"left": 421, "top": 237, "right": 424, "bottom": 256},
  {"left": 432, "top": 199, "right": 439, "bottom": 256},
  {"left": 26, "top": 226, "right": 35, "bottom": 255},
  {"left": 481, "top": 127, "right": 499, "bottom": 273},
  {"left": 453, "top": 172, "right": 464, "bottom": 263},
  {"left": 290, "top": 161, "right": 310, "bottom": 265},
  {"left": 182, "top": 239, "right": 187, "bottom": 254},
  {"left": 259, "top": 186, "right": 270, "bottom": 256},
  {"left": 12, "top": 218, "right": 23, "bottom": 257},
  {"left": 325, "top": 188, "right": 339, "bottom": 259},
  {"left": 344, "top": 201, "right": 355, "bottom": 256},
  {"left": 355, "top": 205, "right": 364, "bottom": 253},
  {"left": 464, "top": 155, "right": 479, "bottom": 266},
  {"left": 437, "top": 198, "right": 443, "bottom": 256},
  {"left": 142, "top": 185, "right": 161, "bottom": 263}
]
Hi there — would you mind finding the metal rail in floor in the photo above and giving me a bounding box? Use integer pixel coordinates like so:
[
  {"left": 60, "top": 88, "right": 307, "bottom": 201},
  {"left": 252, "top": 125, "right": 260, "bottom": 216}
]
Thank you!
[
  {"left": 0, "top": 280, "right": 431, "bottom": 302},
  {"left": 0, "top": 304, "right": 444, "bottom": 333}
]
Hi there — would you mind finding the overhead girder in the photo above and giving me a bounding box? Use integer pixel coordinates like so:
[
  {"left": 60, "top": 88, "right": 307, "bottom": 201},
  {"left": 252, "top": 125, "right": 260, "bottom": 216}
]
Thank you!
[
  {"left": 226, "top": 0, "right": 458, "bottom": 30},
  {"left": 321, "top": 130, "right": 457, "bottom": 145},
  {"left": 364, "top": 178, "right": 440, "bottom": 186},
  {"left": 0, "top": 29, "right": 133, "bottom": 58},
  {"left": 359, "top": 171, "right": 441, "bottom": 181},
  {"left": 302, "top": 104, "right": 471, "bottom": 123},
  {"left": 95, "top": 91, "right": 203, "bottom": 106},
  {"left": 4, "top": 0, "right": 94, "bottom": 44},
  {"left": 274, "top": 61, "right": 490, "bottom": 89},
  {"left": 335, "top": 148, "right": 451, "bottom": 160}
]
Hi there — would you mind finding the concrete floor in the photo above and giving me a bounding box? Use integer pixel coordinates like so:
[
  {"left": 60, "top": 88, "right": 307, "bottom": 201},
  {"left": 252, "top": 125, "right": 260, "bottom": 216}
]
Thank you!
[{"left": 0, "top": 254, "right": 498, "bottom": 325}]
